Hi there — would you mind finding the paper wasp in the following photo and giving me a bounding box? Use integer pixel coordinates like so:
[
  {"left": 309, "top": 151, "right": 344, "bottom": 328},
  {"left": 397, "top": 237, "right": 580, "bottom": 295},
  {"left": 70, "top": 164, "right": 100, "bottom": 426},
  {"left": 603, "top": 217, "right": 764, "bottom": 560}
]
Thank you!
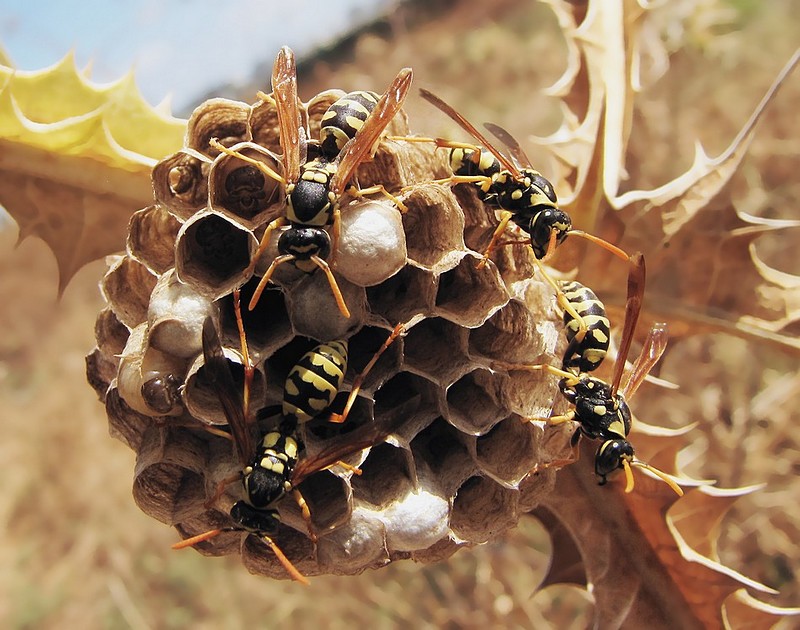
[
  {"left": 503, "top": 254, "right": 683, "bottom": 495},
  {"left": 173, "top": 295, "right": 403, "bottom": 583},
  {"left": 211, "top": 46, "right": 412, "bottom": 320},
  {"left": 401, "top": 89, "right": 630, "bottom": 271}
]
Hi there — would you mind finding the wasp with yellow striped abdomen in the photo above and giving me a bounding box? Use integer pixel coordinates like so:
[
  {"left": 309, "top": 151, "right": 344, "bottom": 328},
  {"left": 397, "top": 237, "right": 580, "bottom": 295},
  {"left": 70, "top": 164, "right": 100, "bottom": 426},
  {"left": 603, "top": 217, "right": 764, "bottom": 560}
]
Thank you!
[
  {"left": 504, "top": 254, "right": 683, "bottom": 495},
  {"left": 173, "top": 297, "right": 405, "bottom": 580},
  {"left": 211, "top": 47, "right": 412, "bottom": 320},
  {"left": 407, "top": 89, "right": 632, "bottom": 271}
]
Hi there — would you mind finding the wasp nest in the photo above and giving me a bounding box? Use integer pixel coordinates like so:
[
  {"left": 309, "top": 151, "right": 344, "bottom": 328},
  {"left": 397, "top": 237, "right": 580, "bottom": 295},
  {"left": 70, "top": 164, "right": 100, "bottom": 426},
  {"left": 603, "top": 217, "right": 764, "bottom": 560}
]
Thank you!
[{"left": 86, "top": 84, "right": 567, "bottom": 581}]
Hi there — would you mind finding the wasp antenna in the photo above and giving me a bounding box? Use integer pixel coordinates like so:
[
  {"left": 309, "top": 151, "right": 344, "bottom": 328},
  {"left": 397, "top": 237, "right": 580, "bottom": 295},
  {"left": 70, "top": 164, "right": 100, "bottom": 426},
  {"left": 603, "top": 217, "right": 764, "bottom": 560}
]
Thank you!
[
  {"left": 262, "top": 535, "right": 310, "bottom": 586},
  {"left": 622, "top": 459, "right": 635, "bottom": 493},
  {"left": 568, "top": 230, "right": 631, "bottom": 263},
  {"left": 172, "top": 528, "right": 224, "bottom": 549},
  {"left": 249, "top": 254, "right": 293, "bottom": 311},
  {"left": 631, "top": 461, "right": 684, "bottom": 497},
  {"left": 310, "top": 255, "right": 351, "bottom": 319}
]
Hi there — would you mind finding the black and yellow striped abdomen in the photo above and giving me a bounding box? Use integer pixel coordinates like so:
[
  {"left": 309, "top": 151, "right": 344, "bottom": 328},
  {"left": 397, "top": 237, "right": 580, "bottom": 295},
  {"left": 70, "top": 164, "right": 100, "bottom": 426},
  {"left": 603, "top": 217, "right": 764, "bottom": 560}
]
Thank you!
[
  {"left": 282, "top": 340, "right": 348, "bottom": 428},
  {"left": 319, "top": 90, "right": 380, "bottom": 158},
  {"left": 559, "top": 280, "right": 610, "bottom": 373}
]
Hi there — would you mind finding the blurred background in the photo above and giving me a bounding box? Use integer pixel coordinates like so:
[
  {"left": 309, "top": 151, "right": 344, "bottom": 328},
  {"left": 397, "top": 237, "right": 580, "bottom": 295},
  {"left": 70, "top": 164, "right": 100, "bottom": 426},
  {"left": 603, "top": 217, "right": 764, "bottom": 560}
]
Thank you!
[{"left": 0, "top": 0, "right": 798, "bottom": 627}]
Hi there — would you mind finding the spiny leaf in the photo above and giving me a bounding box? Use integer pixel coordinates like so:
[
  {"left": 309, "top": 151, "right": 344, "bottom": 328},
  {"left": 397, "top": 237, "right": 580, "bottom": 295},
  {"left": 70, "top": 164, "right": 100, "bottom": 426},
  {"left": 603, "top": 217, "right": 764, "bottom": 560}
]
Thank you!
[
  {"left": 540, "top": 0, "right": 800, "bottom": 353},
  {"left": 536, "top": 436, "right": 783, "bottom": 629},
  {"left": 528, "top": 4, "right": 797, "bottom": 625},
  {"left": 0, "top": 53, "right": 187, "bottom": 293},
  {"left": 722, "top": 589, "right": 800, "bottom": 630}
]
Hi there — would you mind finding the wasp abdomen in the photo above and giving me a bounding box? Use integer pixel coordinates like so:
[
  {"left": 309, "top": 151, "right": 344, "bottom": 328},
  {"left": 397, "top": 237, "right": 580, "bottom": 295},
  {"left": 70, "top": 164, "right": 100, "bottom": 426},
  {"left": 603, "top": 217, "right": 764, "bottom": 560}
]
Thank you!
[
  {"left": 282, "top": 340, "right": 349, "bottom": 426},
  {"left": 559, "top": 281, "right": 610, "bottom": 373},
  {"left": 320, "top": 90, "right": 380, "bottom": 158}
]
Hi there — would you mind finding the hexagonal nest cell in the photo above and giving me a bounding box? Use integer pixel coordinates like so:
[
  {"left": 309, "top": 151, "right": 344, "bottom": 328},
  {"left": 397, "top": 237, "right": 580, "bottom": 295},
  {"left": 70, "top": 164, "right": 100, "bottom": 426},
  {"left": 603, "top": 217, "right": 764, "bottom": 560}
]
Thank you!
[{"left": 85, "top": 60, "right": 568, "bottom": 582}]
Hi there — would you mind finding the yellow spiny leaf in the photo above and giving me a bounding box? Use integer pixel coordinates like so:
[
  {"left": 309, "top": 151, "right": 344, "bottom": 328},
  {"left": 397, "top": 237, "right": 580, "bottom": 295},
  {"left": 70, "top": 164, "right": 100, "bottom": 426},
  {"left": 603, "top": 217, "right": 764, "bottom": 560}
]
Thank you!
[{"left": 0, "top": 52, "right": 187, "bottom": 292}]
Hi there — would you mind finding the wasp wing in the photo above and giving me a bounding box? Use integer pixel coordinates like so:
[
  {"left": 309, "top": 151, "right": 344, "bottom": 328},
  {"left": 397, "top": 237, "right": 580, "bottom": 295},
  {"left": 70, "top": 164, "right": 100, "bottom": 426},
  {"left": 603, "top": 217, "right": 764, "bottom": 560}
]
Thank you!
[
  {"left": 331, "top": 68, "right": 413, "bottom": 195},
  {"left": 611, "top": 252, "right": 646, "bottom": 394},
  {"left": 620, "top": 323, "right": 669, "bottom": 401},
  {"left": 201, "top": 317, "right": 255, "bottom": 466},
  {"left": 290, "top": 423, "right": 389, "bottom": 486},
  {"left": 272, "top": 46, "right": 306, "bottom": 184},
  {"left": 483, "top": 122, "right": 533, "bottom": 170},
  {"left": 419, "top": 88, "right": 521, "bottom": 178}
]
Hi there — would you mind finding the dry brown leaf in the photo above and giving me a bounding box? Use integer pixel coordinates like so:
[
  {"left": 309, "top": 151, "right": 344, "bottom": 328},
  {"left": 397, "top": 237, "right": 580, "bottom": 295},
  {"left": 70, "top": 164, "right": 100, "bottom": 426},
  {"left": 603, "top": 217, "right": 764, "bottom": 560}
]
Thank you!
[
  {"left": 722, "top": 589, "right": 800, "bottom": 630},
  {"left": 534, "top": 435, "right": 792, "bottom": 629},
  {"left": 537, "top": 0, "right": 800, "bottom": 353},
  {"left": 0, "top": 53, "right": 186, "bottom": 292},
  {"left": 522, "top": 3, "right": 799, "bottom": 626}
]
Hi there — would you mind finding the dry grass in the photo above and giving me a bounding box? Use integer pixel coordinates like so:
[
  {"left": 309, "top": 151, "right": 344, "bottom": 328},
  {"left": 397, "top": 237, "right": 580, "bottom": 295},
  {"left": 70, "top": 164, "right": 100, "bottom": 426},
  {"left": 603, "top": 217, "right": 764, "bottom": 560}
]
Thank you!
[{"left": 1, "top": 0, "right": 798, "bottom": 627}]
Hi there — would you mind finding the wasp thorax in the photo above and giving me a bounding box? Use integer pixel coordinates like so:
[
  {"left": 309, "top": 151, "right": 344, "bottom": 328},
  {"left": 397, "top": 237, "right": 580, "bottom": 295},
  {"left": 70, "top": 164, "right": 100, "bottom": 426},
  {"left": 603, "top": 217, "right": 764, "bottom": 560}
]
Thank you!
[{"left": 88, "top": 77, "right": 565, "bottom": 582}]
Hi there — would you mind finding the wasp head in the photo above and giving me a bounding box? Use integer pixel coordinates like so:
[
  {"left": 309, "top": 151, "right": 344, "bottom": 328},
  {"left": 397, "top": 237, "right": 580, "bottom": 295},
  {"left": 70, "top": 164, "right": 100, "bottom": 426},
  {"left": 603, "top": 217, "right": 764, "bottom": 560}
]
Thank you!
[{"left": 594, "top": 438, "right": 635, "bottom": 484}]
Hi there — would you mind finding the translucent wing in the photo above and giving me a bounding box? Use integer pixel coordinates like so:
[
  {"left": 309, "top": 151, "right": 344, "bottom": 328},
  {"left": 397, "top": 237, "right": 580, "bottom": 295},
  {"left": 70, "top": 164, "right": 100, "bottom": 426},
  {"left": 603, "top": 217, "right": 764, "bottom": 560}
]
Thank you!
[
  {"left": 291, "top": 423, "right": 389, "bottom": 486},
  {"left": 419, "top": 88, "right": 521, "bottom": 178},
  {"left": 611, "top": 252, "right": 646, "bottom": 394},
  {"left": 620, "top": 323, "right": 669, "bottom": 401},
  {"left": 331, "top": 67, "right": 413, "bottom": 194},
  {"left": 483, "top": 122, "right": 533, "bottom": 170},
  {"left": 271, "top": 46, "right": 306, "bottom": 184},
  {"left": 201, "top": 317, "right": 255, "bottom": 466}
]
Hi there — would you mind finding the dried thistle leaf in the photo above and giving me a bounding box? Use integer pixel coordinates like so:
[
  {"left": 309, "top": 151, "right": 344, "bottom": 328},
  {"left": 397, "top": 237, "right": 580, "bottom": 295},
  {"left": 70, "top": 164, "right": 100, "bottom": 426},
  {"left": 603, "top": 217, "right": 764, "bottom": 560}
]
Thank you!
[
  {"left": 537, "top": 438, "right": 781, "bottom": 629},
  {"left": 539, "top": 1, "right": 800, "bottom": 352}
]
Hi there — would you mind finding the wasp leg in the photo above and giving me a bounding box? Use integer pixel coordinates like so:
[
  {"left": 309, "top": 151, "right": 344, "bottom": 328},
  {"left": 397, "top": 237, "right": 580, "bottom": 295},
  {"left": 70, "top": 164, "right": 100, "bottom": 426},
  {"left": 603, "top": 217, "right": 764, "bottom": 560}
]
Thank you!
[
  {"left": 172, "top": 527, "right": 228, "bottom": 549},
  {"left": 326, "top": 460, "right": 363, "bottom": 476},
  {"left": 329, "top": 323, "right": 405, "bottom": 424},
  {"left": 292, "top": 488, "right": 317, "bottom": 544},
  {"left": 476, "top": 210, "right": 515, "bottom": 270},
  {"left": 203, "top": 426, "right": 234, "bottom": 440},
  {"left": 245, "top": 216, "right": 289, "bottom": 286},
  {"left": 232, "top": 289, "right": 253, "bottom": 418},
  {"left": 248, "top": 253, "right": 294, "bottom": 311},
  {"left": 345, "top": 184, "right": 408, "bottom": 213},
  {"left": 387, "top": 135, "right": 483, "bottom": 155},
  {"left": 203, "top": 471, "right": 243, "bottom": 510},
  {"left": 209, "top": 138, "right": 285, "bottom": 185},
  {"left": 399, "top": 174, "right": 493, "bottom": 197}
]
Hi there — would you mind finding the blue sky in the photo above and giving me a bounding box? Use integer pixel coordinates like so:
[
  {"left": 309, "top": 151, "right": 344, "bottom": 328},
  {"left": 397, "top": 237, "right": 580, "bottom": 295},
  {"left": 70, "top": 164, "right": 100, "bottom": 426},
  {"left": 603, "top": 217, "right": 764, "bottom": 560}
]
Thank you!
[{"left": 0, "top": 0, "right": 390, "bottom": 112}]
